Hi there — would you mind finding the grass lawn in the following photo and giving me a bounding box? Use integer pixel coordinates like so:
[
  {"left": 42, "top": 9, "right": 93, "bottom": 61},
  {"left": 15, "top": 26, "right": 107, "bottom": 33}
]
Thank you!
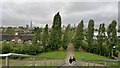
[
  {"left": 9, "top": 51, "right": 113, "bottom": 61},
  {"left": 75, "top": 51, "right": 118, "bottom": 66},
  {"left": 20, "top": 51, "right": 67, "bottom": 60},
  {"left": 2, "top": 51, "right": 112, "bottom": 60},
  {"left": 75, "top": 51, "right": 110, "bottom": 60},
  {"left": 36, "top": 51, "right": 66, "bottom": 60},
  {"left": 1, "top": 51, "right": 119, "bottom": 66}
]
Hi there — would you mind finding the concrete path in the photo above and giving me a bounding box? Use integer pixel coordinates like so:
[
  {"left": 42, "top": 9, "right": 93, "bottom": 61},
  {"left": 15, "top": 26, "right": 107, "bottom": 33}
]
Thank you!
[
  {"left": 59, "top": 43, "right": 80, "bottom": 68},
  {"left": 61, "top": 43, "right": 104, "bottom": 67},
  {"left": 65, "top": 43, "right": 75, "bottom": 65},
  {"left": 62, "top": 43, "right": 79, "bottom": 66}
]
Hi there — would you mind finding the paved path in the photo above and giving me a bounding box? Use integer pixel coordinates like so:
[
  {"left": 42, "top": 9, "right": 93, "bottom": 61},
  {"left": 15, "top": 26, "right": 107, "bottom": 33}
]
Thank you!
[
  {"left": 65, "top": 43, "right": 75, "bottom": 65},
  {"left": 63, "top": 43, "right": 78, "bottom": 66},
  {"left": 61, "top": 43, "right": 104, "bottom": 67},
  {"left": 59, "top": 43, "right": 80, "bottom": 68}
]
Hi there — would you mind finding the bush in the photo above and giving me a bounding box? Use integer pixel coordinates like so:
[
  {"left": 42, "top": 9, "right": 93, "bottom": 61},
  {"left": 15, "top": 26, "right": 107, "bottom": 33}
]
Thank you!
[
  {"left": 91, "top": 41, "right": 99, "bottom": 54},
  {"left": 2, "top": 41, "right": 12, "bottom": 54},
  {"left": 2, "top": 41, "right": 43, "bottom": 55},
  {"left": 81, "top": 40, "right": 88, "bottom": 51}
]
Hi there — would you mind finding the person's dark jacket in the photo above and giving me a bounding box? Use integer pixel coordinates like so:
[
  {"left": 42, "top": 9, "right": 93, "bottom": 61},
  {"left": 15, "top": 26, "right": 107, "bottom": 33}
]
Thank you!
[
  {"left": 72, "top": 57, "right": 76, "bottom": 62},
  {"left": 69, "top": 58, "right": 72, "bottom": 64}
]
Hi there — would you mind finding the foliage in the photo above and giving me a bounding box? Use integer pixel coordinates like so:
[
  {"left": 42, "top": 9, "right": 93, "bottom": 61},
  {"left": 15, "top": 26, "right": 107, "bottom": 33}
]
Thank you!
[
  {"left": 62, "top": 24, "right": 71, "bottom": 50},
  {"left": 106, "top": 20, "right": 119, "bottom": 57},
  {"left": 2, "top": 12, "right": 119, "bottom": 58},
  {"left": 2, "top": 27, "right": 15, "bottom": 35},
  {"left": 81, "top": 40, "right": 88, "bottom": 51},
  {"left": 49, "top": 12, "right": 62, "bottom": 50},
  {"left": 86, "top": 19, "right": 94, "bottom": 52},
  {"left": 73, "top": 20, "right": 84, "bottom": 50},
  {"left": 32, "top": 27, "right": 39, "bottom": 33},
  {"left": 42, "top": 24, "right": 49, "bottom": 52},
  {"left": 2, "top": 41, "right": 12, "bottom": 54},
  {"left": 2, "top": 41, "right": 43, "bottom": 55},
  {"left": 97, "top": 23, "right": 105, "bottom": 55},
  {"left": 32, "top": 27, "right": 43, "bottom": 54}
]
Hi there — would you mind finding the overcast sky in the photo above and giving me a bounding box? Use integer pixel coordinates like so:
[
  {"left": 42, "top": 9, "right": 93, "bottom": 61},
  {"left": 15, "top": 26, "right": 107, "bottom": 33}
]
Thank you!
[{"left": 1, "top": 0, "right": 120, "bottom": 29}]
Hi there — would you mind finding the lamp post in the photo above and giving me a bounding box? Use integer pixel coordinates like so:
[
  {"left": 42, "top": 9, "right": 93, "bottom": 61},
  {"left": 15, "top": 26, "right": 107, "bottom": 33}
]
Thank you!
[{"left": 112, "top": 45, "right": 116, "bottom": 57}]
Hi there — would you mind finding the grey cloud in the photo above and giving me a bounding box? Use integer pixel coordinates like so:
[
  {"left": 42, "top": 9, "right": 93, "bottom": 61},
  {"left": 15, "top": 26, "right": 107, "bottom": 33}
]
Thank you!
[
  {"left": 62, "top": 2, "right": 118, "bottom": 28},
  {"left": 2, "top": 2, "right": 66, "bottom": 27},
  {"left": 2, "top": 2, "right": 118, "bottom": 28}
]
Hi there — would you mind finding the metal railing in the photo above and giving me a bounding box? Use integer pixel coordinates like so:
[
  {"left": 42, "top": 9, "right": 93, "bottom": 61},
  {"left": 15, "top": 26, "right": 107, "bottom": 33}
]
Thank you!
[
  {"left": 0, "top": 53, "right": 65, "bottom": 68},
  {"left": 0, "top": 53, "right": 31, "bottom": 67},
  {"left": 1, "top": 53, "right": 120, "bottom": 68},
  {"left": 76, "top": 60, "right": 120, "bottom": 68}
]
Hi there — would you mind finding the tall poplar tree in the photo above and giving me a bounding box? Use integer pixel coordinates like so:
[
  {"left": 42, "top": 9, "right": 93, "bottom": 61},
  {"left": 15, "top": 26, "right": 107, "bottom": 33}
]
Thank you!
[
  {"left": 62, "top": 24, "right": 71, "bottom": 50},
  {"left": 87, "top": 19, "right": 94, "bottom": 53},
  {"left": 42, "top": 24, "right": 49, "bottom": 52},
  {"left": 74, "top": 20, "right": 84, "bottom": 50},
  {"left": 32, "top": 28, "right": 42, "bottom": 54},
  {"left": 107, "top": 20, "right": 118, "bottom": 57},
  {"left": 97, "top": 23, "right": 106, "bottom": 55},
  {"left": 49, "top": 12, "right": 62, "bottom": 50}
]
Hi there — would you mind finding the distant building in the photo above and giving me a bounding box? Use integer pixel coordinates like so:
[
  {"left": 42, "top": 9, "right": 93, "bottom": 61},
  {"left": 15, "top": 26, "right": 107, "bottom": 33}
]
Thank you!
[
  {"left": 26, "top": 24, "right": 29, "bottom": 29},
  {"left": 1, "top": 32, "right": 34, "bottom": 44},
  {"left": 30, "top": 20, "right": 33, "bottom": 29},
  {"left": 18, "top": 26, "right": 24, "bottom": 29}
]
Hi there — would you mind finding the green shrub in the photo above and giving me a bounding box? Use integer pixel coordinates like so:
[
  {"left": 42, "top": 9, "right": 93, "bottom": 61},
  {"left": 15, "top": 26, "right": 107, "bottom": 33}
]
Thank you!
[{"left": 2, "top": 41, "right": 12, "bottom": 54}]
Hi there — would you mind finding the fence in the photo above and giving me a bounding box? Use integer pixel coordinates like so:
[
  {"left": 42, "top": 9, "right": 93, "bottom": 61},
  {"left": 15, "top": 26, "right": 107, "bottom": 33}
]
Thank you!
[
  {"left": 76, "top": 60, "right": 120, "bottom": 68},
  {"left": 0, "top": 53, "right": 120, "bottom": 68},
  {"left": 0, "top": 53, "right": 65, "bottom": 68}
]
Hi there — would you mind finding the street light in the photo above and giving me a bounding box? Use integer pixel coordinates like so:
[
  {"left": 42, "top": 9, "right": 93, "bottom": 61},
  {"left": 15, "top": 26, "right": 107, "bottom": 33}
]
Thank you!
[
  {"left": 112, "top": 45, "right": 116, "bottom": 57},
  {"left": 113, "top": 46, "right": 116, "bottom": 49}
]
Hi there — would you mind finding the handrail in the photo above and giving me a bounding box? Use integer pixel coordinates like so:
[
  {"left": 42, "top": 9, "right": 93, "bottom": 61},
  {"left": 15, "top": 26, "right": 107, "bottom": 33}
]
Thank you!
[
  {"left": 0, "top": 53, "right": 54, "bottom": 59},
  {"left": 2, "top": 53, "right": 119, "bottom": 67},
  {"left": 79, "top": 59, "right": 120, "bottom": 67},
  {"left": 0, "top": 53, "right": 64, "bottom": 67},
  {"left": 82, "top": 60, "right": 120, "bottom": 62},
  {"left": 0, "top": 53, "right": 31, "bottom": 57}
]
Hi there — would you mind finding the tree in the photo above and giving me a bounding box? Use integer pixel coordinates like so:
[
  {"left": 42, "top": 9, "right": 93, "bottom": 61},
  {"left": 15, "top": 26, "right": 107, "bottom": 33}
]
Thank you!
[
  {"left": 49, "top": 12, "right": 62, "bottom": 50},
  {"left": 42, "top": 24, "right": 49, "bottom": 52},
  {"left": 97, "top": 24, "right": 102, "bottom": 55},
  {"left": 32, "top": 28, "right": 43, "bottom": 54},
  {"left": 97, "top": 23, "right": 106, "bottom": 55},
  {"left": 87, "top": 19, "right": 94, "bottom": 53},
  {"left": 118, "top": 41, "right": 120, "bottom": 60},
  {"left": 74, "top": 20, "right": 84, "bottom": 50},
  {"left": 107, "top": 20, "right": 118, "bottom": 57},
  {"left": 32, "top": 27, "right": 39, "bottom": 33},
  {"left": 62, "top": 24, "right": 71, "bottom": 50},
  {"left": 110, "top": 20, "right": 118, "bottom": 57},
  {"left": 3, "top": 27, "right": 15, "bottom": 35},
  {"left": 2, "top": 41, "right": 12, "bottom": 54}
]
